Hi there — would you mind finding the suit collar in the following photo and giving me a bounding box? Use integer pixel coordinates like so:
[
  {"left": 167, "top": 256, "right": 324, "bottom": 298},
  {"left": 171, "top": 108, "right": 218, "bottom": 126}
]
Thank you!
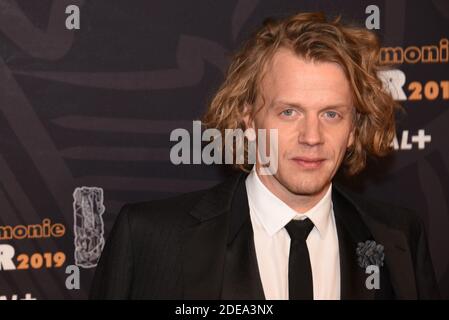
[{"left": 188, "top": 171, "right": 244, "bottom": 222}]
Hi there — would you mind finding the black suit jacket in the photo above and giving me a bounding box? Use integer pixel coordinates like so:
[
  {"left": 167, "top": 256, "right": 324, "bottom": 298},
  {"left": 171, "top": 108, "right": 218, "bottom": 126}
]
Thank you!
[{"left": 90, "top": 172, "right": 440, "bottom": 299}]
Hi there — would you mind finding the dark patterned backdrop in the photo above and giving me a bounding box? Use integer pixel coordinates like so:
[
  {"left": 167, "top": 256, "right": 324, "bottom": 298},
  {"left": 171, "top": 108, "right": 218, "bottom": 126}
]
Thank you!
[{"left": 0, "top": 0, "right": 448, "bottom": 299}]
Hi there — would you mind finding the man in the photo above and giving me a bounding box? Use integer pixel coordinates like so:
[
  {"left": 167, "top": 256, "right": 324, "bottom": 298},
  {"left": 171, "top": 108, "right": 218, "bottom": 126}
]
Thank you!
[{"left": 90, "top": 12, "right": 440, "bottom": 299}]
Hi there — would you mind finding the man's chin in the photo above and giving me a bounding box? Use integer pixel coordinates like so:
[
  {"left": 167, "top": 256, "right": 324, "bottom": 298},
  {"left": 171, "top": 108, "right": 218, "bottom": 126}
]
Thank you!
[
  {"left": 285, "top": 184, "right": 327, "bottom": 196},
  {"left": 276, "top": 174, "right": 330, "bottom": 196}
]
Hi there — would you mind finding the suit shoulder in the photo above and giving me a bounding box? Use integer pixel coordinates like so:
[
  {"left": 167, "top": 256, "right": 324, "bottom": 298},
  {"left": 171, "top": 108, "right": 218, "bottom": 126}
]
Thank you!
[
  {"left": 335, "top": 183, "right": 423, "bottom": 232},
  {"left": 120, "top": 172, "right": 244, "bottom": 225},
  {"left": 118, "top": 188, "right": 207, "bottom": 227}
]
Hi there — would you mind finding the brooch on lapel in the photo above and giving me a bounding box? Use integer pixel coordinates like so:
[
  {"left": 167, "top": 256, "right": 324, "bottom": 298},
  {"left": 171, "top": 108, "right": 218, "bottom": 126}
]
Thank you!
[{"left": 356, "top": 240, "right": 385, "bottom": 269}]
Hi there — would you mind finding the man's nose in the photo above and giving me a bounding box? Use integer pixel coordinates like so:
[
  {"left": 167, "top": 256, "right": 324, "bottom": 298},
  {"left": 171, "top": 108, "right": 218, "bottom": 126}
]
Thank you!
[{"left": 297, "top": 116, "right": 324, "bottom": 146}]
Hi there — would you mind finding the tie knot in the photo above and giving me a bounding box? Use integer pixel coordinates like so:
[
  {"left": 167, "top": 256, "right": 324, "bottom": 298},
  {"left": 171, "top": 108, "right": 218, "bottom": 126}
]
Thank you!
[{"left": 285, "top": 218, "right": 314, "bottom": 242}]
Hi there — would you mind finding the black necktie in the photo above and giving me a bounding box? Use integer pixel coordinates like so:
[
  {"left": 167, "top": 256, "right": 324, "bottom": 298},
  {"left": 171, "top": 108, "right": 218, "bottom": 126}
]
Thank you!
[{"left": 285, "top": 218, "right": 315, "bottom": 300}]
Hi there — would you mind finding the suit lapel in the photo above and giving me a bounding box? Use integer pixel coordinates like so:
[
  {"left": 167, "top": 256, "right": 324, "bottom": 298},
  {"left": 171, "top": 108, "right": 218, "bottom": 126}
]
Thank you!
[
  {"left": 332, "top": 185, "right": 375, "bottom": 300},
  {"left": 181, "top": 172, "right": 240, "bottom": 299},
  {"left": 181, "top": 171, "right": 264, "bottom": 299},
  {"left": 360, "top": 214, "right": 417, "bottom": 299},
  {"left": 181, "top": 214, "right": 228, "bottom": 299},
  {"left": 221, "top": 174, "right": 265, "bottom": 299},
  {"left": 333, "top": 183, "right": 417, "bottom": 299}
]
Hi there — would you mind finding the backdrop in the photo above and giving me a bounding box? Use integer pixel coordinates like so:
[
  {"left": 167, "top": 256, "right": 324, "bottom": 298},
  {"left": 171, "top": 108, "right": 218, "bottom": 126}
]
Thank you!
[{"left": 0, "top": 0, "right": 448, "bottom": 299}]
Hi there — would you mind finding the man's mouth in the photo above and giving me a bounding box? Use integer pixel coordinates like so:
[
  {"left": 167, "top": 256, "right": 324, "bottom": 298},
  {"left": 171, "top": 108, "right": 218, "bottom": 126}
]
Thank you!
[{"left": 291, "top": 157, "right": 326, "bottom": 169}]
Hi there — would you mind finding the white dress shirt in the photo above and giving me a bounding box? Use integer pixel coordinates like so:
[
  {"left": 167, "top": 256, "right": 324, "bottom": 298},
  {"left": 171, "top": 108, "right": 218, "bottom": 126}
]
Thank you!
[{"left": 245, "top": 166, "right": 341, "bottom": 300}]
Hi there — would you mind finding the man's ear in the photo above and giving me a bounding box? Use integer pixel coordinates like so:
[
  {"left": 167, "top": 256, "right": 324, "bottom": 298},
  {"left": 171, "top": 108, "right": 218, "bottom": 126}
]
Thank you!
[
  {"left": 347, "top": 124, "right": 355, "bottom": 148},
  {"left": 243, "top": 103, "right": 255, "bottom": 130},
  {"left": 347, "top": 108, "right": 357, "bottom": 148}
]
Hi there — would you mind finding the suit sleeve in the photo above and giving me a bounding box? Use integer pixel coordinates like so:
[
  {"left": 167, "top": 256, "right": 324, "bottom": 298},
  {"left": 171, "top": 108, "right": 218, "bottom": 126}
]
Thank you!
[
  {"left": 411, "top": 214, "right": 441, "bottom": 299},
  {"left": 89, "top": 204, "right": 134, "bottom": 299}
]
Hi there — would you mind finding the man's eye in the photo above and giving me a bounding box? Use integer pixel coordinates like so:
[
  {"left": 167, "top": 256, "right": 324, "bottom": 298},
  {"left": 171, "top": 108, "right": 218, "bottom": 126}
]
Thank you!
[
  {"left": 281, "top": 109, "right": 295, "bottom": 116},
  {"left": 324, "top": 111, "right": 340, "bottom": 119}
]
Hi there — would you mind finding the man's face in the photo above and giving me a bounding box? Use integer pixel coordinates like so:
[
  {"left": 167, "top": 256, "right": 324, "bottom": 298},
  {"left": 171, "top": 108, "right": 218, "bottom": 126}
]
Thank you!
[{"left": 246, "top": 48, "right": 355, "bottom": 198}]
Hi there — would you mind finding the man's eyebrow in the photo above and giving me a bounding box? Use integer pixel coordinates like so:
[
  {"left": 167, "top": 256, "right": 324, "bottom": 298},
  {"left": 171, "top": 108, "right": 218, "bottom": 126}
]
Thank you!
[{"left": 272, "top": 100, "right": 352, "bottom": 111}]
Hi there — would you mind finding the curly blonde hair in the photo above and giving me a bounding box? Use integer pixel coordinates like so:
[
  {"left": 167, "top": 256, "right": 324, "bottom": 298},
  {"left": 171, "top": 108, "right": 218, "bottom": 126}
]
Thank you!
[{"left": 202, "top": 12, "right": 401, "bottom": 175}]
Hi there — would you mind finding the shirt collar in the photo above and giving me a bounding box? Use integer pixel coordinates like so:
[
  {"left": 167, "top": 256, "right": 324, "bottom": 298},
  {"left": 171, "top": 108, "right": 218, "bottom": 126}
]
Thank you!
[{"left": 245, "top": 166, "right": 332, "bottom": 238}]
